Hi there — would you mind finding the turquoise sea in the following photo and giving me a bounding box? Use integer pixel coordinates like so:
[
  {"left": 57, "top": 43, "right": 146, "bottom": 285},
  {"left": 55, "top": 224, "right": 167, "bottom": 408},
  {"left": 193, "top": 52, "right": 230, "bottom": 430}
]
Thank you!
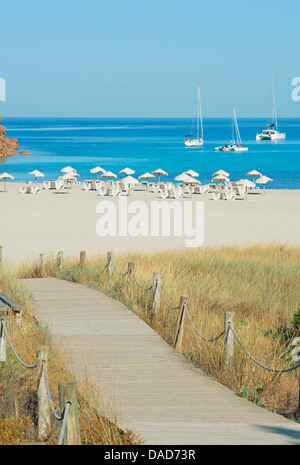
[{"left": 1, "top": 117, "right": 300, "bottom": 188}]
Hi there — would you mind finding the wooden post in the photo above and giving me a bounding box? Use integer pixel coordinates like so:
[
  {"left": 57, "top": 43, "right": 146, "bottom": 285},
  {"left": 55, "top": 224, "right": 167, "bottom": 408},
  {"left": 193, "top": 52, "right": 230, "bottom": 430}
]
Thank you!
[
  {"left": 107, "top": 251, "right": 114, "bottom": 277},
  {"left": 152, "top": 272, "right": 161, "bottom": 318},
  {"left": 0, "top": 310, "right": 8, "bottom": 362},
  {"left": 174, "top": 295, "right": 189, "bottom": 352},
  {"left": 37, "top": 346, "right": 51, "bottom": 441},
  {"left": 57, "top": 251, "right": 63, "bottom": 271},
  {"left": 127, "top": 262, "right": 135, "bottom": 282},
  {"left": 58, "top": 382, "right": 81, "bottom": 445},
  {"left": 80, "top": 251, "right": 86, "bottom": 268},
  {"left": 224, "top": 312, "right": 235, "bottom": 373}
]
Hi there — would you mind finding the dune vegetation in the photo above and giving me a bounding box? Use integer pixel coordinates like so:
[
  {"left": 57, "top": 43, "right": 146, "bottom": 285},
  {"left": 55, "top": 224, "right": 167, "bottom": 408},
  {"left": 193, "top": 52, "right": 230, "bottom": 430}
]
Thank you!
[{"left": 15, "top": 244, "right": 300, "bottom": 421}]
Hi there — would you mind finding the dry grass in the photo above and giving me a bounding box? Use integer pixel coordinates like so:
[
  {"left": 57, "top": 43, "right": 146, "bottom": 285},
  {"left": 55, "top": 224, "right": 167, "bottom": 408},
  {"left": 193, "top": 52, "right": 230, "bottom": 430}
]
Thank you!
[
  {"left": 0, "top": 266, "right": 143, "bottom": 445},
  {"left": 14, "top": 244, "right": 300, "bottom": 421}
]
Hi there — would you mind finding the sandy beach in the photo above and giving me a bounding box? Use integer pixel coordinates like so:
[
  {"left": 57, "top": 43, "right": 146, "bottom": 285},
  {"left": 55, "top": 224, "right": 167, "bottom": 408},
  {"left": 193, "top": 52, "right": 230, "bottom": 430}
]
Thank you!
[{"left": 0, "top": 182, "right": 299, "bottom": 264}]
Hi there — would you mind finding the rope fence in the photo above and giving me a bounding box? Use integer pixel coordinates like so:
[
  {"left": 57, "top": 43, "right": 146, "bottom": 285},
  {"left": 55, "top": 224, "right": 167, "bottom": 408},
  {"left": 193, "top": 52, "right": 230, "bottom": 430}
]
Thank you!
[
  {"left": 74, "top": 249, "right": 300, "bottom": 377},
  {"left": 0, "top": 313, "right": 81, "bottom": 445}
]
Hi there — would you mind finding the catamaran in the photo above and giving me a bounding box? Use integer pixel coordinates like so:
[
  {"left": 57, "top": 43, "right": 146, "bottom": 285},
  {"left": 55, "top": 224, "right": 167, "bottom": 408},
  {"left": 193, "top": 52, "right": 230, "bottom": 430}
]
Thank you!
[
  {"left": 215, "top": 106, "right": 248, "bottom": 152},
  {"left": 184, "top": 82, "right": 204, "bottom": 147},
  {"left": 256, "top": 77, "right": 286, "bottom": 141}
]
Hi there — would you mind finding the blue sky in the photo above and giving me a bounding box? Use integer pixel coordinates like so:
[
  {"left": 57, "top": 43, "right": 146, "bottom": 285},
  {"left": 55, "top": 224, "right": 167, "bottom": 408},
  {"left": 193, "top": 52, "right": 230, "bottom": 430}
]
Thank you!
[{"left": 0, "top": 0, "right": 299, "bottom": 117}]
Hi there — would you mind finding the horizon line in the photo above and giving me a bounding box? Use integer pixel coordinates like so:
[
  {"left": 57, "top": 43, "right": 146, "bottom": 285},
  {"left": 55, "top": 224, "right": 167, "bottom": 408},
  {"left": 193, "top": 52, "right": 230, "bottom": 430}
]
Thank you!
[{"left": 2, "top": 115, "right": 300, "bottom": 120}]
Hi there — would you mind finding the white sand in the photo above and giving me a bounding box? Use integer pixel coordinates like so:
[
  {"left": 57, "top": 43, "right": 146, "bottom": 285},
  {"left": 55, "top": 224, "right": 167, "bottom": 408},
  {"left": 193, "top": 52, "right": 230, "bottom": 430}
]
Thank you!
[{"left": 0, "top": 182, "right": 299, "bottom": 263}]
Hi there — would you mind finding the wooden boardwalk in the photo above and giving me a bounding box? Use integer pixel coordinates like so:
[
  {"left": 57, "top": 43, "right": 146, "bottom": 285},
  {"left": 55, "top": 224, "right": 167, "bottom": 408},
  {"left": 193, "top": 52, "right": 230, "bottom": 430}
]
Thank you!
[{"left": 22, "top": 277, "right": 300, "bottom": 445}]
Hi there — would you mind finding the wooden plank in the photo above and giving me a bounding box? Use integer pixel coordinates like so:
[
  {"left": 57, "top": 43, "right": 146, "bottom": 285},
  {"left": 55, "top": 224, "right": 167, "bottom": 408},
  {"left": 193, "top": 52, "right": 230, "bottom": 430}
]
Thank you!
[{"left": 21, "top": 277, "right": 300, "bottom": 445}]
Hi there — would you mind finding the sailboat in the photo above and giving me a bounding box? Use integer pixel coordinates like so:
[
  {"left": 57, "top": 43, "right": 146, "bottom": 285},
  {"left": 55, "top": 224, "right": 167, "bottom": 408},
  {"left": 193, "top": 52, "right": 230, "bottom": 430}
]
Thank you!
[
  {"left": 256, "top": 77, "right": 286, "bottom": 141},
  {"left": 215, "top": 106, "right": 248, "bottom": 152},
  {"left": 184, "top": 83, "right": 204, "bottom": 147}
]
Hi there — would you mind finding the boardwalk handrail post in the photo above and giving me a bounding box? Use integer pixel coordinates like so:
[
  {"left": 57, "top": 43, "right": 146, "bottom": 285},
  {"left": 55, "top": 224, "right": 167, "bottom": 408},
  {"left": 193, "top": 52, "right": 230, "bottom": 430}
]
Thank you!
[
  {"left": 57, "top": 251, "right": 63, "bottom": 271},
  {"left": 224, "top": 312, "right": 235, "bottom": 374},
  {"left": 152, "top": 272, "right": 161, "bottom": 318},
  {"left": 128, "top": 262, "right": 135, "bottom": 282},
  {"left": 0, "top": 310, "right": 8, "bottom": 362},
  {"left": 58, "top": 382, "right": 81, "bottom": 445},
  {"left": 80, "top": 251, "right": 86, "bottom": 268},
  {"left": 174, "top": 295, "right": 189, "bottom": 352},
  {"left": 107, "top": 251, "right": 114, "bottom": 277},
  {"left": 37, "top": 346, "right": 51, "bottom": 441}
]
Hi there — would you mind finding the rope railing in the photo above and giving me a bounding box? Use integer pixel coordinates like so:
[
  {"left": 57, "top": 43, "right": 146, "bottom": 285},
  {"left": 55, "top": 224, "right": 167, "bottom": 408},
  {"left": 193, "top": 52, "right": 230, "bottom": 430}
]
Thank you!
[
  {"left": 109, "top": 255, "right": 128, "bottom": 276},
  {"left": 43, "top": 360, "right": 63, "bottom": 421},
  {"left": 157, "top": 283, "right": 180, "bottom": 310},
  {"left": 1, "top": 320, "right": 37, "bottom": 369},
  {"left": 130, "top": 268, "right": 153, "bottom": 291},
  {"left": 229, "top": 324, "right": 300, "bottom": 374},
  {"left": 0, "top": 317, "right": 80, "bottom": 445},
  {"left": 77, "top": 250, "right": 300, "bottom": 377},
  {"left": 183, "top": 304, "right": 225, "bottom": 342},
  {"left": 82, "top": 255, "right": 108, "bottom": 276}
]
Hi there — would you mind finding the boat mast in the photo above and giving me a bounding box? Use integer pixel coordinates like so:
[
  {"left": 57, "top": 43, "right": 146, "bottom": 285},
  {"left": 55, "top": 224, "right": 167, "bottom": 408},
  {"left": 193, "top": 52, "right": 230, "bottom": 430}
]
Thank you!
[
  {"left": 198, "top": 83, "right": 204, "bottom": 140},
  {"left": 233, "top": 106, "right": 242, "bottom": 145},
  {"left": 272, "top": 75, "right": 278, "bottom": 131},
  {"left": 197, "top": 83, "right": 200, "bottom": 139}
]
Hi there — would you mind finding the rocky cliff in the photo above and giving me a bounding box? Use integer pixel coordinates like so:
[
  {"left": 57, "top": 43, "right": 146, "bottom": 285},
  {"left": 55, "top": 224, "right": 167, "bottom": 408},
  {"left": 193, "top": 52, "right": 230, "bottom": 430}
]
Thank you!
[{"left": 0, "top": 116, "right": 19, "bottom": 157}]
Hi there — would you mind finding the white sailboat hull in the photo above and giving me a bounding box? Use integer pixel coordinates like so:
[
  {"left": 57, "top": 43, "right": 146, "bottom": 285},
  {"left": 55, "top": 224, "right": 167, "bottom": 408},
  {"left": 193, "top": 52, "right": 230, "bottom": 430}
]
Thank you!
[
  {"left": 215, "top": 144, "right": 248, "bottom": 152},
  {"left": 215, "top": 145, "right": 233, "bottom": 151},
  {"left": 230, "top": 145, "right": 248, "bottom": 152},
  {"left": 184, "top": 138, "right": 204, "bottom": 147},
  {"left": 256, "top": 131, "right": 286, "bottom": 141}
]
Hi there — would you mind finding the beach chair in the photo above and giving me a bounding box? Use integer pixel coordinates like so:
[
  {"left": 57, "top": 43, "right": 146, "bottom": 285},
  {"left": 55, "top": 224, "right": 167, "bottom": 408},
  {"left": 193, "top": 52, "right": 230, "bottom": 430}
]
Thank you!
[
  {"left": 173, "top": 187, "right": 182, "bottom": 199},
  {"left": 225, "top": 190, "right": 236, "bottom": 201},
  {"left": 160, "top": 190, "right": 169, "bottom": 199},
  {"left": 43, "top": 181, "right": 50, "bottom": 190},
  {"left": 83, "top": 182, "right": 91, "bottom": 191},
  {"left": 238, "top": 185, "right": 246, "bottom": 196},
  {"left": 98, "top": 186, "right": 106, "bottom": 197},
  {"left": 19, "top": 186, "right": 27, "bottom": 194},
  {"left": 212, "top": 192, "right": 220, "bottom": 200},
  {"left": 55, "top": 180, "right": 64, "bottom": 190}
]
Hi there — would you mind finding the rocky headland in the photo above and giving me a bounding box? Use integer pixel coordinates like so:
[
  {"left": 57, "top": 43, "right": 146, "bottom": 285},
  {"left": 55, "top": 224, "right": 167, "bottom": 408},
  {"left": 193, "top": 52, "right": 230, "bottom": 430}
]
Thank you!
[{"left": 0, "top": 115, "right": 19, "bottom": 157}]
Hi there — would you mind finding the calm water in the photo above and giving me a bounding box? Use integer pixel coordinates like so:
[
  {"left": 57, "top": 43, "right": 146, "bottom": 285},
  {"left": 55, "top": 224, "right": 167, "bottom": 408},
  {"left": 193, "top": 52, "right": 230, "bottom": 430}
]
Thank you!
[{"left": 1, "top": 117, "right": 300, "bottom": 188}]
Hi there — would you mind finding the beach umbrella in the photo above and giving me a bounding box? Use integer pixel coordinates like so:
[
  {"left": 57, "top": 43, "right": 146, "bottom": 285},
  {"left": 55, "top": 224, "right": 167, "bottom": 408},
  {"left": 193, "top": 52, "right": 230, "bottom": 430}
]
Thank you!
[
  {"left": 152, "top": 168, "right": 168, "bottom": 183},
  {"left": 246, "top": 170, "right": 262, "bottom": 184},
  {"left": 0, "top": 172, "right": 14, "bottom": 192},
  {"left": 119, "top": 167, "right": 135, "bottom": 176},
  {"left": 237, "top": 179, "right": 256, "bottom": 200},
  {"left": 101, "top": 171, "right": 117, "bottom": 185},
  {"left": 121, "top": 175, "right": 139, "bottom": 196},
  {"left": 185, "top": 169, "right": 199, "bottom": 178},
  {"left": 139, "top": 172, "right": 156, "bottom": 191},
  {"left": 90, "top": 166, "right": 106, "bottom": 180},
  {"left": 174, "top": 173, "right": 191, "bottom": 182},
  {"left": 213, "top": 169, "right": 230, "bottom": 178},
  {"left": 61, "top": 166, "right": 77, "bottom": 173},
  {"left": 62, "top": 172, "right": 77, "bottom": 193},
  {"left": 182, "top": 176, "right": 200, "bottom": 198},
  {"left": 212, "top": 174, "right": 229, "bottom": 191},
  {"left": 28, "top": 170, "right": 44, "bottom": 185},
  {"left": 255, "top": 175, "right": 273, "bottom": 195}
]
